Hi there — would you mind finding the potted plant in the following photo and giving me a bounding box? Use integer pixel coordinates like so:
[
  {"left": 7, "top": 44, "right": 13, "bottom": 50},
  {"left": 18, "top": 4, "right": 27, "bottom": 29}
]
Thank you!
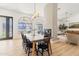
[{"left": 59, "top": 24, "right": 67, "bottom": 34}]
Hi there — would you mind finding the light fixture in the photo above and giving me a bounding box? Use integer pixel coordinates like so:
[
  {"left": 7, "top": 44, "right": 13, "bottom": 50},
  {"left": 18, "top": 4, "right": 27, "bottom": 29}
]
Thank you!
[
  {"left": 31, "top": 3, "right": 39, "bottom": 20},
  {"left": 32, "top": 11, "right": 39, "bottom": 20}
]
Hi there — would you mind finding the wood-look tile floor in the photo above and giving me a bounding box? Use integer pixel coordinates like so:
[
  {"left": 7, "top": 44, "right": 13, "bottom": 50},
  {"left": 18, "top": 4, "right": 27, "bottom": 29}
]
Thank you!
[
  {"left": 0, "top": 39, "right": 79, "bottom": 56},
  {"left": 0, "top": 39, "right": 26, "bottom": 56}
]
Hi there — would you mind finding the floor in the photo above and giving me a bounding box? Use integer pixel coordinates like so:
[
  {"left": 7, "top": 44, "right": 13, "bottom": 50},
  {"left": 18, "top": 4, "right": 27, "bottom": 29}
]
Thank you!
[
  {"left": 0, "top": 35, "right": 79, "bottom": 56},
  {"left": 0, "top": 39, "right": 26, "bottom": 56}
]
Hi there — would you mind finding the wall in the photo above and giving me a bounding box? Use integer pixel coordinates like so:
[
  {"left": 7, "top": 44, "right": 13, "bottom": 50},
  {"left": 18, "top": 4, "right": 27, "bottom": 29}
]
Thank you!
[
  {"left": 60, "top": 14, "right": 79, "bottom": 27},
  {"left": 68, "top": 14, "right": 79, "bottom": 24},
  {"left": 0, "top": 8, "right": 31, "bottom": 39},
  {"left": 44, "top": 3, "right": 58, "bottom": 40}
]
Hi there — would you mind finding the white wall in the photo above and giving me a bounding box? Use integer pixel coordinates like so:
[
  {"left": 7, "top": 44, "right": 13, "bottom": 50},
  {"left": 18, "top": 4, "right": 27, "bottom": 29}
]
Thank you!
[
  {"left": 44, "top": 3, "right": 58, "bottom": 40},
  {"left": 68, "top": 14, "right": 79, "bottom": 24},
  {"left": 60, "top": 14, "right": 79, "bottom": 27},
  {"left": 0, "top": 8, "right": 31, "bottom": 39}
]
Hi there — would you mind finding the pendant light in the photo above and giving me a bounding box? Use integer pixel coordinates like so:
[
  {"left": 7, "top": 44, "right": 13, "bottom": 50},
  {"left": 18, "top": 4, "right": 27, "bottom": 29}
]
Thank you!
[{"left": 32, "top": 3, "right": 39, "bottom": 20}]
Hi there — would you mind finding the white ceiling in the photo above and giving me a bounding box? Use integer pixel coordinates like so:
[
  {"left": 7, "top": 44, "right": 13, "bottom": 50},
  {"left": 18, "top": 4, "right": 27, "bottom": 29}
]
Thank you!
[
  {"left": 58, "top": 3, "right": 79, "bottom": 20},
  {"left": 0, "top": 3, "right": 79, "bottom": 20},
  {"left": 0, "top": 3, "right": 47, "bottom": 17},
  {"left": 0, "top": 3, "right": 34, "bottom": 15}
]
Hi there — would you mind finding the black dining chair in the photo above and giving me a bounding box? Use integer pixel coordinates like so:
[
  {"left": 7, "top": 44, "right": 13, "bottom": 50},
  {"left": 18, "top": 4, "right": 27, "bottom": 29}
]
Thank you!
[
  {"left": 21, "top": 33, "right": 32, "bottom": 55},
  {"left": 37, "top": 29, "right": 51, "bottom": 56},
  {"left": 21, "top": 33, "right": 38, "bottom": 56},
  {"left": 21, "top": 33, "right": 27, "bottom": 52}
]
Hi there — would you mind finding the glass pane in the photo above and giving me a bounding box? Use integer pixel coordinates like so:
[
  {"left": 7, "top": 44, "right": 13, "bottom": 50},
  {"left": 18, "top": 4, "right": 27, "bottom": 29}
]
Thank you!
[
  {"left": 35, "top": 24, "right": 43, "bottom": 35},
  {"left": 26, "top": 23, "right": 32, "bottom": 33},
  {"left": 0, "top": 17, "right": 6, "bottom": 39},
  {"left": 9, "top": 18, "right": 12, "bottom": 37}
]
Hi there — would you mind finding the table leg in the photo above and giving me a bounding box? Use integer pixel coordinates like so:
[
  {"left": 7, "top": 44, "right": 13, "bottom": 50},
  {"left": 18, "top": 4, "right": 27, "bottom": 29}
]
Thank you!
[
  {"left": 48, "top": 41, "right": 52, "bottom": 55},
  {"left": 32, "top": 41, "right": 36, "bottom": 56}
]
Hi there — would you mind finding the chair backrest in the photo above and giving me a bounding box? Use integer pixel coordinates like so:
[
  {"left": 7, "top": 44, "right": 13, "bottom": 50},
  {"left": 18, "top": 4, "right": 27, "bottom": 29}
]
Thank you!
[
  {"left": 21, "top": 33, "right": 27, "bottom": 43},
  {"left": 44, "top": 29, "right": 51, "bottom": 38},
  {"left": 43, "top": 29, "right": 51, "bottom": 45},
  {"left": 21, "top": 33, "right": 24, "bottom": 39},
  {"left": 44, "top": 37, "right": 50, "bottom": 44},
  {"left": 25, "top": 35, "right": 32, "bottom": 47},
  {"left": 21, "top": 33, "right": 32, "bottom": 48}
]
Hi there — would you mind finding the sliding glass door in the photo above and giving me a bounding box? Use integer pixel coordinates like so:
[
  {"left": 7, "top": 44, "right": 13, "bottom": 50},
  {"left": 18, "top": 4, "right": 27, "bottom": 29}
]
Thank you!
[
  {"left": 0, "top": 16, "right": 13, "bottom": 40},
  {"left": 0, "top": 17, "right": 6, "bottom": 39}
]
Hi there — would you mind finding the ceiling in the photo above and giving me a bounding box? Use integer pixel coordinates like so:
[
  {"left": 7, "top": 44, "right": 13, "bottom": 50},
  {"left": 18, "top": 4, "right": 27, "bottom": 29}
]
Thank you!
[
  {"left": 0, "top": 3, "right": 79, "bottom": 20},
  {"left": 0, "top": 3, "right": 47, "bottom": 17},
  {"left": 0, "top": 3, "right": 35, "bottom": 15}
]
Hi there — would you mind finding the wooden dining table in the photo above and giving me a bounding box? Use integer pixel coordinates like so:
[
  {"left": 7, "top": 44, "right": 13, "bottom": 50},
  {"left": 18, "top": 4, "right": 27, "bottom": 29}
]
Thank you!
[{"left": 24, "top": 33, "right": 52, "bottom": 56}]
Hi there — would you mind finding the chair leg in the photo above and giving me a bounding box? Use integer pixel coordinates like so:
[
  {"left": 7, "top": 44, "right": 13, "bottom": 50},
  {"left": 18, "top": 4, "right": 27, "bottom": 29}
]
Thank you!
[
  {"left": 47, "top": 48, "right": 50, "bottom": 56},
  {"left": 25, "top": 47, "right": 27, "bottom": 54},
  {"left": 23, "top": 44, "right": 27, "bottom": 54},
  {"left": 36, "top": 49, "right": 38, "bottom": 56},
  {"left": 42, "top": 49, "right": 44, "bottom": 56},
  {"left": 38, "top": 48, "right": 42, "bottom": 56},
  {"left": 28, "top": 48, "right": 30, "bottom": 56},
  {"left": 35, "top": 44, "right": 38, "bottom": 56},
  {"left": 23, "top": 43, "right": 26, "bottom": 50},
  {"left": 36, "top": 47, "right": 38, "bottom": 56},
  {"left": 22, "top": 43, "right": 24, "bottom": 49}
]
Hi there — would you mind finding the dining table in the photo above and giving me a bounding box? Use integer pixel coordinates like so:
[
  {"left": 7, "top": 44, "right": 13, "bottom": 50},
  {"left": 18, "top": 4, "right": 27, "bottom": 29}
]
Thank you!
[{"left": 24, "top": 33, "right": 52, "bottom": 56}]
